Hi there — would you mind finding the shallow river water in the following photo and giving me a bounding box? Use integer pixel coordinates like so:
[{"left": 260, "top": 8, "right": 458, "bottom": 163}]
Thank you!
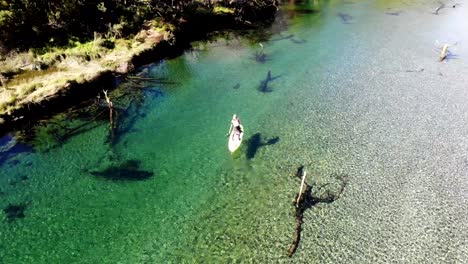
[{"left": 1, "top": 0, "right": 468, "bottom": 263}]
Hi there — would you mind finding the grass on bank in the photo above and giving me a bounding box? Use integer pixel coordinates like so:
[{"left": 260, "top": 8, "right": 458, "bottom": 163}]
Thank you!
[
  {"left": 0, "top": 0, "right": 242, "bottom": 117},
  {"left": 0, "top": 20, "right": 174, "bottom": 116},
  {"left": 213, "top": 6, "right": 235, "bottom": 14}
]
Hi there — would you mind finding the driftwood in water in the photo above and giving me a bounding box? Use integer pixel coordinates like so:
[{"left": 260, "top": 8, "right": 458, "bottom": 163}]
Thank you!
[
  {"left": 126, "top": 76, "right": 177, "bottom": 85},
  {"left": 287, "top": 166, "right": 310, "bottom": 257},
  {"left": 296, "top": 170, "right": 307, "bottom": 207},
  {"left": 126, "top": 75, "right": 177, "bottom": 86},
  {"left": 440, "top": 44, "right": 449, "bottom": 61},
  {"left": 432, "top": 2, "right": 446, "bottom": 14},
  {"left": 432, "top": 2, "right": 460, "bottom": 14},
  {"left": 255, "top": 43, "right": 268, "bottom": 63},
  {"left": 434, "top": 40, "right": 458, "bottom": 62},
  {"left": 126, "top": 76, "right": 166, "bottom": 81},
  {"left": 287, "top": 167, "right": 349, "bottom": 257},
  {"left": 103, "top": 90, "right": 115, "bottom": 139}
]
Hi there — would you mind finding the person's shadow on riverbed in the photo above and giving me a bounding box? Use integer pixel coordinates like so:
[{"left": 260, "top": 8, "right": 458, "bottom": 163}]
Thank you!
[{"left": 246, "top": 133, "right": 280, "bottom": 160}]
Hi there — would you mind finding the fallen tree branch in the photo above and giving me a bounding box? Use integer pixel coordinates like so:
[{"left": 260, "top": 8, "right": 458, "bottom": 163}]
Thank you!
[
  {"left": 287, "top": 166, "right": 310, "bottom": 257},
  {"left": 103, "top": 90, "right": 115, "bottom": 140},
  {"left": 296, "top": 170, "right": 307, "bottom": 208},
  {"left": 440, "top": 43, "right": 449, "bottom": 61},
  {"left": 287, "top": 167, "right": 349, "bottom": 257},
  {"left": 126, "top": 76, "right": 168, "bottom": 81}
]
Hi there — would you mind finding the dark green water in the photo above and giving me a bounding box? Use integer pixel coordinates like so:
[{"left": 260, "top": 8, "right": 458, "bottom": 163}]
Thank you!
[{"left": 2, "top": 0, "right": 468, "bottom": 262}]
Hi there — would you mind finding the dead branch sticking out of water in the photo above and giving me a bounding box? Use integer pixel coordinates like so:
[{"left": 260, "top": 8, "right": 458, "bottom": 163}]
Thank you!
[
  {"left": 287, "top": 167, "right": 349, "bottom": 257},
  {"left": 287, "top": 166, "right": 310, "bottom": 257},
  {"left": 255, "top": 43, "right": 268, "bottom": 63},
  {"left": 103, "top": 90, "right": 115, "bottom": 140},
  {"left": 432, "top": 2, "right": 446, "bottom": 14},
  {"left": 440, "top": 44, "right": 449, "bottom": 61},
  {"left": 296, "top": 170, "right": 307, "bottom": 207},
  {"left": 432, "top": 2, "right": 460, "bottom": 14}
]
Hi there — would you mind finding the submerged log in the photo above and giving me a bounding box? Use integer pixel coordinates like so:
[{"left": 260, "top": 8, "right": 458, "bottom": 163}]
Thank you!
[
  {"left": 126, "top": 76, "right": 168, "bottom": 81},
  {"left": 287, "top": 208, "right": 304, "bottom": 257}
]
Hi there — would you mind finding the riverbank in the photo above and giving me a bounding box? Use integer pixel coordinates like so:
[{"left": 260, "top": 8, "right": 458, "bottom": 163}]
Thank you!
[{"left": 0, "top": 0, "right": 277, "bottom": 132}]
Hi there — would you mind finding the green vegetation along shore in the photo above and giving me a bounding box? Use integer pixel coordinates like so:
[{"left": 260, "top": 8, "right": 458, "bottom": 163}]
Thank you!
[{"left": 0, "top": 0, "right": 277, "bottom": 127}]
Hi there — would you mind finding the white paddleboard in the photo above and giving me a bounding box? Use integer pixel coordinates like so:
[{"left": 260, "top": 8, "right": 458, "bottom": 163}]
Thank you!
[{"left": 228, "top": 125, "right": 244, "bottom": 153}]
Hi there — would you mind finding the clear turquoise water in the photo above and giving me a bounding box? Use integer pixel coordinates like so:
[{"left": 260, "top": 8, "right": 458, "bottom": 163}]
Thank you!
[{"left": 2, "top": 0, "right": 468, "bottom": 262}]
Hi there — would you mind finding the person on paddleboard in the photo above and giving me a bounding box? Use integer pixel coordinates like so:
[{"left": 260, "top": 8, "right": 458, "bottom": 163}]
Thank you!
[{"left": 229, "top": 114, "right": 243, "bottom": 140}]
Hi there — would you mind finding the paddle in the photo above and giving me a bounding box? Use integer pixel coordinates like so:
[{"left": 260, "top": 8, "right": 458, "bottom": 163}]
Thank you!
[{"left": 226, "top": 124, "right": 233, "bottom": 137}]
